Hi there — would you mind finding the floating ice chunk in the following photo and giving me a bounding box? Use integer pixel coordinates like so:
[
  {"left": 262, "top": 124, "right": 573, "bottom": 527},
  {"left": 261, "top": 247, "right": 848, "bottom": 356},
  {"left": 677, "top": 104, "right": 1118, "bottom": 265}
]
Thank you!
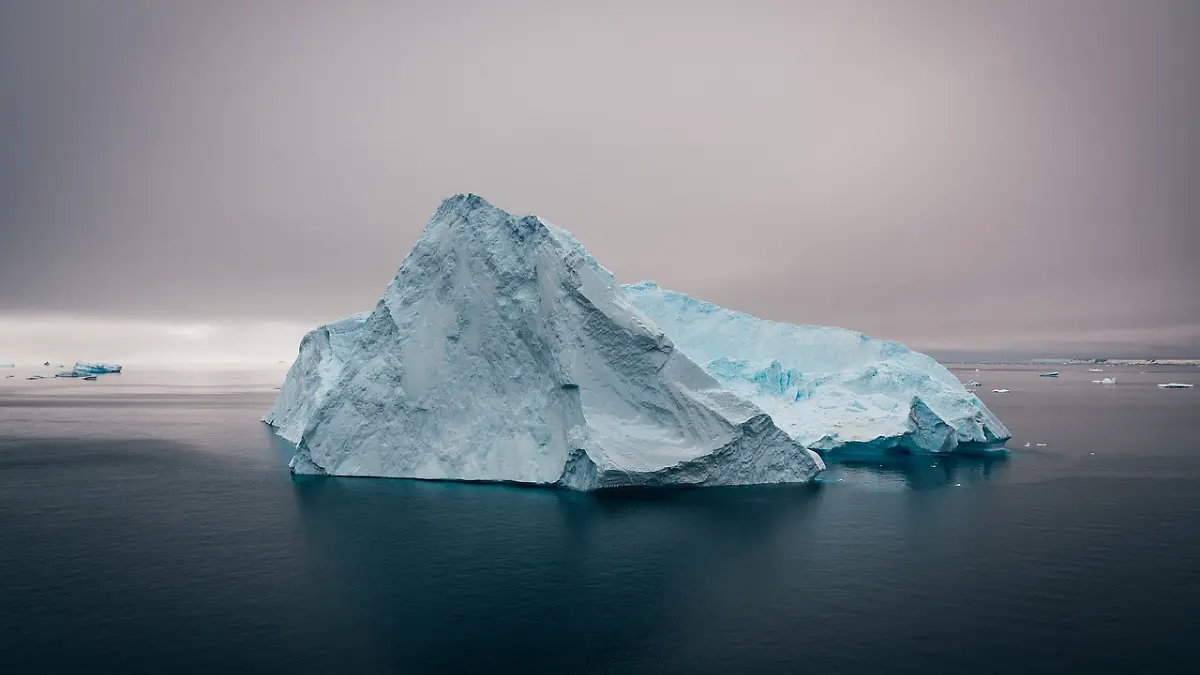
[
  {"left": 26, "top": 375, "right": 46, "bottom": 380},
  {"left": 266, "top": 195, "right": 823, "bottom": 491},
  {"left": 1157, "top": 383, "right": 1194, "bottom": 389},
  {"left": 82, "top": 375, "right": 98, "bottom": 381},
  {"left": 1038, "top": 372, "right": 1059, "bottom": 377},
  {"left": 992, "top": 388, "right": 1011, "bottom": 393},
  {"left": 1088, "top": 368, "right": 1104, "bottom": 372},
  {"left": 967, "top": 380, "right": 982, "bottom": 387},
  {"left": 42, "top": 361, "right": 50, "bottom": 366},
  {"left": 625, "top": 283, "right": 1011, "bottom": 456},
  {"left": 1091, "top": 377, "right": 1117, "bottom": 385},
  {"left": 1024, "top": 442, "right": 1030, "bottom": 447},
  {"left": 54, "top": 370, "right": 88, "bottom": 378},
  {"left": 73, "top": 362, "right": 122, "bottom": 374},
  {"left": 1036, "top": 443, "right": 1047, "bottom": 447}
]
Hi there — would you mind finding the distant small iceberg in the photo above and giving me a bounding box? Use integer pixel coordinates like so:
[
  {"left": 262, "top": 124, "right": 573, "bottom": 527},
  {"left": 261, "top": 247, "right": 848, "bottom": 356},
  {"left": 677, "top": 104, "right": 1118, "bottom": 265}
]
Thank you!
[
  {"left": 992, "top": 388, "right": 1011, "bottom": 394},
  {"left": 1038, "top": 372, "right": 1059, "bottom": 378},
  {"left": 967, "top": 380, "right": 982, "bottom": 387},
  {"left": 1157, "top": 383, "right": 1194, "bottom": 389},
  {"left": 1088, "top": 368, "right": 1104, "bottom": 372},
  {"left": 73, "top": 362, "right": 122, "bottom": 374},
  {"left": 1091, "top": 377, "right": 1117, "bottom": 385}
]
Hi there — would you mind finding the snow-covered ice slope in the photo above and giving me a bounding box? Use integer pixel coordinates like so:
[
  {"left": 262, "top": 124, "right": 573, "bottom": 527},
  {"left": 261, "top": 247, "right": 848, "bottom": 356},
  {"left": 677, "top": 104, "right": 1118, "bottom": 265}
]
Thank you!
[
  {"left": 267, "top": 195, "right": 822, "bottom": 490},
  {"left": 624, "top": 282, "right": 1011, "bottom": 455},
  {"left": 263, "top": 311, "right": 371, "bottom": 443}
]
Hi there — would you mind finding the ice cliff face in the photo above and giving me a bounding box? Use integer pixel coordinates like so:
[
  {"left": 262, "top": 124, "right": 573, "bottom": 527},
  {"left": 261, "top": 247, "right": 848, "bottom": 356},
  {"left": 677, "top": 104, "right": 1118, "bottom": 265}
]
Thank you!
[
  {"left": 264, "top": 311, "right": 371, "bottom": 443},
  {"left": 623, "top": 282, "right": 1011, "bottom": 455},
  {"left": 267, "top": 195, "right": 823, "bottom": 490}
]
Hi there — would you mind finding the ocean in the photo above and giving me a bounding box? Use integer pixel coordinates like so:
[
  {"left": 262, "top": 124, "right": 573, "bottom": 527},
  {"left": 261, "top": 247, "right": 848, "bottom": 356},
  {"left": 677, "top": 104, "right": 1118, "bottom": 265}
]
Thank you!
[{"left": 1, "top": 363, "right": 1197, "bottom": 674}]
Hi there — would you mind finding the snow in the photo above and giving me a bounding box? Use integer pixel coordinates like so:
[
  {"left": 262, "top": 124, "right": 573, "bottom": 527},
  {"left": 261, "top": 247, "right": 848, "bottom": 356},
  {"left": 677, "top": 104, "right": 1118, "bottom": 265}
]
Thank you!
[
  {"left": 266, "top": 194, "right": 822, "bottom": 490},
  {"left": 73, "top": 362, "right": 122, "bottom": 374},
  {"left": 623, "top": 282, "right": 1011, "bottom": 456}
]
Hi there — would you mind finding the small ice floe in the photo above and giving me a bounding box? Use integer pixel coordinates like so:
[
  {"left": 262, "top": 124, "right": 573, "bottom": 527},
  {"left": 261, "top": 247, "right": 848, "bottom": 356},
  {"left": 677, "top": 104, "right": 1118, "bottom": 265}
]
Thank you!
[
  {"left": 54, "top": 370, "right": 87, "bottom": 379},
  {"left": 992, "top": 388, "right": 1011, "bottom": 394},
  {"left": 1088, "top": 368, "right": 1104, "bottom": 372},
  {"left": 42, "top": 361, "right": 50, "bottom": 366},
  {"left": 26, "top": 374, "right": 46, "bottom": 380},
  {"left": 955, "top": 483, "right": 962, "bottom": 487},
  {"left": 4, "top": 375, "right": 13, "bottom": 379},
  {"left": 1036, "top": 443, "right": 1047, "bottom": 447},
  {"left": 967, "top": 380, "right": 982, "bottom": 387},
  {"left": 82, "top": 375, "right": 99, "bottom": 381},
  {"left": 1038, "top": 372, "right": 1060, "bottom": 378},
  {"left": 1157, "top": 383, "right": 1194, "bottom": 389},
  {"left": 1024, "top": 442, "right": 1031, "bottom": 447},
  {"left": 73, "top": 362, "right": 122, "bottom": 374},
  {"left": 1091, "top": 377, "right": 1117, "bottom": 385}
]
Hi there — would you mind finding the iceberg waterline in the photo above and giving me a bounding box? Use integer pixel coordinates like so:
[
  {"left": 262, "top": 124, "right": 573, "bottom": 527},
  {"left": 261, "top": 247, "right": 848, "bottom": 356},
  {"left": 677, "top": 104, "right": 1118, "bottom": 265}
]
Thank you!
[{"left": 265, "top": 195, "right": 1009, "bottom": 490}]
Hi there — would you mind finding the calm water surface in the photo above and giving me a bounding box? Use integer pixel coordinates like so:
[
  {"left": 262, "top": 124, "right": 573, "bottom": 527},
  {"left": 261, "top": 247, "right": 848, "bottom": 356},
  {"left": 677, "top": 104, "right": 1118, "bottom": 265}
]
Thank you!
[{"left": 1, "top": 364, "right": 1198, "bottom": 674}]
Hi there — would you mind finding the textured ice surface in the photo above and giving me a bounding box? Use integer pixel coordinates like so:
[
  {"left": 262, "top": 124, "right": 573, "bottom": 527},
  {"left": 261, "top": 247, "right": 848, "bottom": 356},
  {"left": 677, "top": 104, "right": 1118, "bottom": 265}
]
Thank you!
[
  {"left": 266, "top": 195, "right": 822, "bottom": 490},
  {"left": 263, "top": 311, "right": 371, "bottom": 443},
  {"left": 624, "top": 282, "right": 1011, "bottom": 456},
  {"left": 73, "top": 362, "right": 122, "bottom": 374}
]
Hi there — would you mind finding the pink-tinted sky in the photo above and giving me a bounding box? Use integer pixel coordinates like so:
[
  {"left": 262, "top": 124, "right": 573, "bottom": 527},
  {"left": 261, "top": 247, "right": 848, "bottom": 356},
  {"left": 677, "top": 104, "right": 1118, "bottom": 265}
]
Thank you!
[{"left": 2, "top": 0, "right": 1198, "bottom": 361}]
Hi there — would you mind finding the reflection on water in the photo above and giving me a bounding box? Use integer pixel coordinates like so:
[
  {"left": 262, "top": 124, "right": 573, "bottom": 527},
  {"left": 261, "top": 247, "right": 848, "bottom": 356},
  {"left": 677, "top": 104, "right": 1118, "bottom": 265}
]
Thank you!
[{"left": 821, "top": 452, "right": 1010, "bottom": 491}]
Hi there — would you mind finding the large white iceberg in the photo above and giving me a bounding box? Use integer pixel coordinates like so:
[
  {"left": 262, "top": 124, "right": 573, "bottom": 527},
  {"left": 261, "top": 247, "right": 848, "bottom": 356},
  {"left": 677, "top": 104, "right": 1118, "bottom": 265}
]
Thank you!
[
  {"left": 623, "top": 282, "right": 1011, "bottom": 456},
  {"left": 266, "top": 195, "right": 823, "bottom": 490}
]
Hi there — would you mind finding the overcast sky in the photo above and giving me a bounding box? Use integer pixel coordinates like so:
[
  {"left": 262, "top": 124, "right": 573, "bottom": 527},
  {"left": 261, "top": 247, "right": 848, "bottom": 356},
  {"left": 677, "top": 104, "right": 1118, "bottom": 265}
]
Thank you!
[{"left": 2, "top": 0, "right": 1198, "bottom": 363}]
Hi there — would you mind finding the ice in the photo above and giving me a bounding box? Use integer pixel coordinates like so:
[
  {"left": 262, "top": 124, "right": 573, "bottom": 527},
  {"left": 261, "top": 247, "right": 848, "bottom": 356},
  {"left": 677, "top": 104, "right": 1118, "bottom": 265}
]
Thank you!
[
  {"left": 263, "top": 311, "right": 371, "bottom": 443},
  {"left": 1157, "top": 383, "right": 1194, "bottom": 389},
  {"left": 1088, "top": 368, "right": 1105, "bottom": 372},
  {"left": 992, "top": 388, "right": 1011, "bottom": 394},
  {"left": 624, "top": 282, "right": 1011, "bottom": 456},
  {"left": 1092, "top": 377, "right": 1116, "bottom": 384},
  {"left": 265, "top": 195, "right": 822, "bottom": 490},
  {"left": 967, "top": 380, "right": 982, "bottom": 386},
  {"left": 1038, "top": 372, "right": 1059, "bottom": 377},
  {"left": 72, "top": 362, "right": 122, "bottom": 374},
  {"left": 54, "top": 371, "right": 87, "bottom": 378}
]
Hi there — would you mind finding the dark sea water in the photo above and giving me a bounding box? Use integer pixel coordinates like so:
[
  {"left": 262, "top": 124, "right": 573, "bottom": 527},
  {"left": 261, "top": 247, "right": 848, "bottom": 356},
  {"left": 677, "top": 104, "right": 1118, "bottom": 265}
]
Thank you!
[{"left": 1, "top": 364, "right": 1198, "bottom": 674}]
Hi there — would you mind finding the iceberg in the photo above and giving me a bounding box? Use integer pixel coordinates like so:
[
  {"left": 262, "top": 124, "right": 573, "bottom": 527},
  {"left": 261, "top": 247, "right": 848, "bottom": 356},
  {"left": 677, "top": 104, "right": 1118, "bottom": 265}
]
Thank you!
[
  {"left": 1092, "top": 377, "right": 1116, "bottom": 385},
  {"left": 1038, "top": 372, "right": 1059, "bottom": 377},
  {"left": 1157, "top": 383, "right": 1194, "bottom": 389},
  {"left": 265, "top": 195, "right": 823, "bottom": 490},
  {"left": 624, "top": 283, "right": 1010, "bottom": 456},
  {"left": 73, "top": 362, "right": 122, "bottom": 374}
]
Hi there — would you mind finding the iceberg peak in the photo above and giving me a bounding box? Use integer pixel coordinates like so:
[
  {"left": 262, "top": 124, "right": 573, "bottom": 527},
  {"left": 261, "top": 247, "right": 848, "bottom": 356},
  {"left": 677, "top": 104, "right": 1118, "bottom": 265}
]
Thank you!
[{"left": 266, "top": 196, "right": 822, "bottom": 490}]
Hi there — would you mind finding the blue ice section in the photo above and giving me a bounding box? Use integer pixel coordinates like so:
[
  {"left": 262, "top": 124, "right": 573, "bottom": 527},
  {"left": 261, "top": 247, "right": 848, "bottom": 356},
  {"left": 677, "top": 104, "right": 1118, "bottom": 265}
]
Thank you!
[{"left": 624, "top": 281, "right": 1011, "bottom": 455}]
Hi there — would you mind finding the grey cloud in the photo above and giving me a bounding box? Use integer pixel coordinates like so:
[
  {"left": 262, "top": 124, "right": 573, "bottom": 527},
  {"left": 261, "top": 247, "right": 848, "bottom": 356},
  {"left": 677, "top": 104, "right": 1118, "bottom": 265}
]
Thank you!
[{"left": 1, "top": 0, "right": 1197, "bottom": 359}]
